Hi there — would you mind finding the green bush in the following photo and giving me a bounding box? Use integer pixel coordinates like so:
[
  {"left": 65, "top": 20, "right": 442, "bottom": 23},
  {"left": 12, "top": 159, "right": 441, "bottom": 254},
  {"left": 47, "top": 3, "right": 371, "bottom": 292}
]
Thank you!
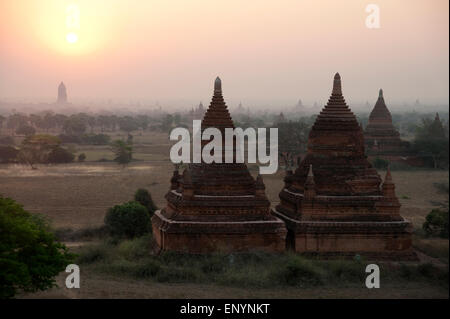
[
  {"left": 423, "top": 209, "right": 449, "bottom": 238},
  {"left": 278, "top": 256, "right": 324, "bottom": 286},
  {"left": 78, "top": 153, "right": 86, "bottom": 162},
  {"left": 76, "top": 243, "right": 110, "bottom": 264},
  {"left": 104, "top": 201, "right": 150, "bottom": 238},
  {"left": 0, "top": 196, "right": 74, "bottom": 298},
  {"left": 47, "top": 147, "right": 75, "bottom": 164},
  {"left": 372, "top": 157, "right": 389, "bottom": 169},
  {"left": 117, "top": 235, "right": 151, "bottom": 260},
  {"left": 134, "top": 188, "right": 158, "bottom": 215}
]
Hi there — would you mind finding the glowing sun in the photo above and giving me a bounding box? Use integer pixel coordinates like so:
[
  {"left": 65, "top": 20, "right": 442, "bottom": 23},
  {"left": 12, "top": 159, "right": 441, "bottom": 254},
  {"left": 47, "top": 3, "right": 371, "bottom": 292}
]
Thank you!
[{"left": 66, "top": 32, "right": 78, "bottom": 44}]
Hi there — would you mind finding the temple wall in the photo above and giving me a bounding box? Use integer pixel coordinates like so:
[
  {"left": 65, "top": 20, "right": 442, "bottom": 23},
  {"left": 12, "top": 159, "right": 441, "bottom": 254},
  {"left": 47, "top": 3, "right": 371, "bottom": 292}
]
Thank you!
[
  {"left": 152, "top": 210, "right": 287, "bottom": 253},
  {"left": 294, "top": 233, "right": 412, "bottom": 253},
  {"left": 154, "top": 230, "right": 286, "bottom": 253}
]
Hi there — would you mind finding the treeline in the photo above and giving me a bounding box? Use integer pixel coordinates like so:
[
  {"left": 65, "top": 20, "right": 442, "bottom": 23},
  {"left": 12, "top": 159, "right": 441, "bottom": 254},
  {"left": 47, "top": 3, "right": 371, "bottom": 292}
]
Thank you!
[{"left": 0, "top": 112, "right": 181, "bottom": 137}]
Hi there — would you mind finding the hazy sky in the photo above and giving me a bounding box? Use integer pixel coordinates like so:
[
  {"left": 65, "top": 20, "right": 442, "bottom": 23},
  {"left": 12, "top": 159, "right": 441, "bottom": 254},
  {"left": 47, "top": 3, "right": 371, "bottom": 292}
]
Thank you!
[{"left": 0, "top": 0, "right": 448, "bottom": 107}]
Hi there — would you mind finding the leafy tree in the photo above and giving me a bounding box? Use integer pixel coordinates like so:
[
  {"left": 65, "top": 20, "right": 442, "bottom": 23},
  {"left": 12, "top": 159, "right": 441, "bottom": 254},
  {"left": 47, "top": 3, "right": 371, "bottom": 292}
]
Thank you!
[
  {"left": 63, "top": 116, "right": 87, "bottom": 136},
  {"left": 18, "top": 134, "right": 61, "bottom": 169},
  {"left": 134, "top": 188, "right": 158, "bottom": 215},
  {"left": 413, "top": 116, "right": 449, "bottom": 169},
  {"left": 0, "top": 115, "right": 6, "bottom": 133},
  {"left": 78, "top": 153, "right": 86, "bottom": 162},
  {"left": 87, "top": 116, "right": 97, "bottom": 133},
  {"left": 277, "top": 120, "right": 310, "bottom": 169},
  {"left": 15, "top": 124, "right": 36, "bottom": 137},
  {"left": 137, "top": 115, "right": 150, "bottom": 131},
  {"left": 0, "top": 196, "right": 74, "bottom": 298},
  {"left": 0, "top": 146, "right": 18, "bottom": 163},
  {"left": 104, "top": 201, "right": 150, "bottom": 238},
  {"left": 7, "top": 114, "right": 28, "bottom": 134},
  {"left": 52, "top": 114, "right": 68, "bottom": 131},
  {"left": 423, "top": 209, "right": 449, "bottom": 238},
  {"left": 81, "top": 133, "right": 110, "bottom": 145},
  {"left": 161, "top": 114, "right": 174, "bottom": 133},
  {"left": 111, "top": 139, "right": 132, "bottom": 166},
  {"left": 46, "top": 147, "right": 74, "bottom": 164},
  {"left": 119, "top": 116, "right": 139, "bottom": 134}
]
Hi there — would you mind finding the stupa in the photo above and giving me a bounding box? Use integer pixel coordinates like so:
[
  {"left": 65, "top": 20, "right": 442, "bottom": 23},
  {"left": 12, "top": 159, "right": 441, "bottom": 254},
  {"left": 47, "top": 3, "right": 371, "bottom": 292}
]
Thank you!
[
  {"left": 364, "top": 89, "right": 410, "bottom": 155},
  {"left": 57, "top": 81, "right": 68, "bottom": 104},
  {"left": 272, "top": 73, "right": 415, "bottom": 260},
  {"left": 152, "top": 77, "right": 287, "bottom": 253}
]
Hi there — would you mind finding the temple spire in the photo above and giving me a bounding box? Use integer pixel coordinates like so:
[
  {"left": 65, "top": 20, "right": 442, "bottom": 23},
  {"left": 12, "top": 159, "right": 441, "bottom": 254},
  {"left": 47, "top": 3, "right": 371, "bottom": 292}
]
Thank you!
[
  {"left": 214, "top": 76, "right": 222, "bottom": 93},
  {"left": 435, "top": 112, "right": 440, "bottom": 122},
  {"left": 332, "top": 72, "right": 342, "bottom": 95},
  {"left": 379, "top": 89, "right": 383, "bottom": 98}
]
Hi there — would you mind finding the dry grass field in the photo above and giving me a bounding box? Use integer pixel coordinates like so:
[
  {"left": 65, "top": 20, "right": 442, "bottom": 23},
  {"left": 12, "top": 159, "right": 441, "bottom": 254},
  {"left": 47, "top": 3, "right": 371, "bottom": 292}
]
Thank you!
[{"left": 1, "top": 132, "right": 448, "bottom": 299}]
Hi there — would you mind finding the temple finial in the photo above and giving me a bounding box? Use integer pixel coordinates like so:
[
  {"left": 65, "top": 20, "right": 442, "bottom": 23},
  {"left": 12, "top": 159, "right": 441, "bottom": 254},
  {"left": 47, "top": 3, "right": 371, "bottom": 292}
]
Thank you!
[
  {"left": 332, "top": 73, "right": 342, "bottom": 95},
  {"left": 435, "top": 112, "right": 440, "bottom": 121},
  {"left": 214, "top": 76, "right": 222, "bottom": 92},
  {"left": 379, "top": 89, "right": 383, "bottom": 98}
]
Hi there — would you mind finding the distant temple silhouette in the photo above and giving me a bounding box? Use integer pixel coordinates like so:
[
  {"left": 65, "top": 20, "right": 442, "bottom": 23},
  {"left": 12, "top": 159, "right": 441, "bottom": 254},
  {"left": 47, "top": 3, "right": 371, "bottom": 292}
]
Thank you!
[
  {"left": 189, "top": 101, "right": 206, "bottom": 120},
  {"left": 364, "top": 89, "right": 410, "bottom": 155},
  {"left": 57, "top": 82, "right": 68, "bottom": 104}
]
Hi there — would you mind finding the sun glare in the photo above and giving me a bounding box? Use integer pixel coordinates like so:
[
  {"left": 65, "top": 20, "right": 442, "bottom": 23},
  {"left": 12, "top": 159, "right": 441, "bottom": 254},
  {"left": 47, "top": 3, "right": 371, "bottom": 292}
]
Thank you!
[{"left": 66, "top": 32, "right": 78, "bottom": 44}]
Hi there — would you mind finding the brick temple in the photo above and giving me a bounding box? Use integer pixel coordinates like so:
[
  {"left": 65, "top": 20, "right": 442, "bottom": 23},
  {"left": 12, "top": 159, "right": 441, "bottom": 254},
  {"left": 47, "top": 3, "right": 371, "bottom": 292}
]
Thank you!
[
  {"left": 364, "top": 89, "right": 410, "bottom": 157},
  {"left": 152, "top": 77, "right": 287, "bottom": 253},
  {"left": 272, "top": 73, "right": 415, "bottom": 260}
]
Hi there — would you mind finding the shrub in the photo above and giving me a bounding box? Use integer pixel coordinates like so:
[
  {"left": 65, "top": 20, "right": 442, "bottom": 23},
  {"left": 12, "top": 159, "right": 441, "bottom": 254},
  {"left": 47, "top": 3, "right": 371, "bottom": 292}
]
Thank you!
[
  {"left": 423, "top": 209, "right": 449, "bottom": 238},
  {"left": 47, "top": 147, "right": 75, "bottom": 164},
  {"left": 0, "top": 196, "right": 74, "bottom": 298},
  {"left": 104, "top": 201, "right": 150, "bottom": 238},
  {"left": 134, "top": 188, "right": 158, "bottom": 215},
  {"left": 78, "top": 153, "right": 86, "bottom": 162},
  {"left": 76, "top": 243, "right": 110, "bottom": 264},
  {"left": 278, "top": 256, "right": 324, "bottom": 286},
  {"left": 111, "top": 140, "right": 132, "bottom": 166},
  {"left": 372, "top": 157, "right": 389, "bottom": 169},
  {"left": 117, "top": 235, "right": 151, "bottom": 260}
]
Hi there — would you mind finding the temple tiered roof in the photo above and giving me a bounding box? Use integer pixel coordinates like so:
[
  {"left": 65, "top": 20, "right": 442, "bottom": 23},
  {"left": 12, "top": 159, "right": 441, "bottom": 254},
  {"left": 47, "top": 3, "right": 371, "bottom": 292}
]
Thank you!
[
  {"left": 364, "top": 89, "right": 409, "bottom": 154},
  {"left": 292, "top": 73, "right": 380, "bottom": 196},
  {"left": 272, "top": 73, "right": 414, "bottom": 260}
]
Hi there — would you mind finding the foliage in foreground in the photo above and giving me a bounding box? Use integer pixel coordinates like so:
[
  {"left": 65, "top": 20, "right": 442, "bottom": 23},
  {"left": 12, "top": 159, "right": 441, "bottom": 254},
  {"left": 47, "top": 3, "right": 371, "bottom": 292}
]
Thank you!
[
  {"left": 75, "top": 236, "right": 449, "bottom": 290},
  {"left": 0, "top": 196, "right": 74, "bottom": 298},
  {"left": 104, "top": 201, "right": 151, "bottom": 239},
  {"left": 134, "top": 188, "right": 158, "bottom": 216},
  {"left": 423, "top": 209, "right": 449, "bottom": 239},
  {"left": 111, "top": 139, "right": 133, "bottom": 166}
]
